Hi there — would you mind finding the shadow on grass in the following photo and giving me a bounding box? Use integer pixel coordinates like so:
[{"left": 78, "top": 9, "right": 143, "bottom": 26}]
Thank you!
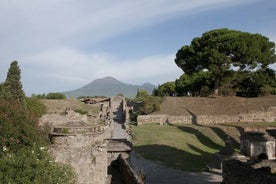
[
  {"left": 134, "top": 144, "right": 213, "bottom": 172},
  {"left": 197, "top": 124, "right": 240, "bottom": 149},
  {"left": 221, "top": 124, "right": 245, "bottom": 135},
  {"left": 176, "top": 125, "right": 223, "bottom": 151}
]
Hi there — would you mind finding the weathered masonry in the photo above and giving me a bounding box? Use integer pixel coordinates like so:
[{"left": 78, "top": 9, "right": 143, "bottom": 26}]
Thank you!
[
  {"left": 240, "top": 130, "right": 276, "bottom": 160},
  {"left": 42, "top": 96, "right": 143, "bottom": 184},
  {"left": 137, "top": 106, "right": 276, "bottom": 125}
]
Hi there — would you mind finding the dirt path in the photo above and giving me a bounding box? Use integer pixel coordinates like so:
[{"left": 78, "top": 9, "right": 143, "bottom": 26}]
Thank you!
[{"left": 129, "top": 152, "right": 222, "bottom": 184}]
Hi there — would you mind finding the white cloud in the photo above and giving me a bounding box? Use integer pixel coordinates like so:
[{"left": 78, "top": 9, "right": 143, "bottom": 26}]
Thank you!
[
  {"left": 21, "top": 48, "right": 183, "bottom": 95},
  {"left": 0, "top": 0, "right": 257, "bottom": 53},
  {"left": 0, "top": 0, "right": 267, "bottom": 95}
]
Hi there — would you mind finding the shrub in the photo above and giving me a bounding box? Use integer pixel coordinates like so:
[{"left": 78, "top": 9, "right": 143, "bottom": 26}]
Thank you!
[
  {"left": 0, "top": 100, "right": 76, "bottom": 183},
  {"left": 25, "top": 97, "right": 46, "bottom": 118},
  {"left": 74, "top": 109, "right": 88, "bottom": 115},
  {"left": 0, "top": 145, "right": 76, "bottom": 184},
  {"left": 46, "top": 93, "right": 66, "bottom": 99}
]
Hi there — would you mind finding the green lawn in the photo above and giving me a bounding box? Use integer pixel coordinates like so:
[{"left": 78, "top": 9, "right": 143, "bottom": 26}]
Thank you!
[{"left": 131, "top": 122, "right": 276, "bottom": 171}]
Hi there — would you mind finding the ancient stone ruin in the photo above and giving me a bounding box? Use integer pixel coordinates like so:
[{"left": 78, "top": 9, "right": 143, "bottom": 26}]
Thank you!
[
  {"left": 240, "top": 129, "right": 276, "bottom": 160},
  {"left": 40, "top": 95, "right": 144, "bottom": 184},
  {"left": 222, "top": 129, "right": 276, "bottom": 184}
]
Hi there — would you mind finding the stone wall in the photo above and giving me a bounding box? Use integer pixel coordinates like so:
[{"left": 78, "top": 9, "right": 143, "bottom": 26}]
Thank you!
[
  {"left": 117, "top": 154, "right": 145, "bottom": 184},
  {"left": 50, "top": 143, "right": 107, "bottom": 184},
  {"left": 137, "top": 115, "right": 169, "bottom": 125},
  {"left": 50, "top": 127, "right": 112, "bottom": 184},
  {"left": 222, "top": 160, "right": 276, "bottom": 184},
  {"left": 137, "top": 108, "right": 276, "bottom": 125},
  {"left": 39, "top": 113, "right": 89, "bottom": 126}
]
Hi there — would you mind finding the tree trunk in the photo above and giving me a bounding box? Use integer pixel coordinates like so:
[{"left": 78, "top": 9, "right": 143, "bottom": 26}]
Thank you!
[{"left": 213, "top": 78, "right": 220, "bottom": 96}]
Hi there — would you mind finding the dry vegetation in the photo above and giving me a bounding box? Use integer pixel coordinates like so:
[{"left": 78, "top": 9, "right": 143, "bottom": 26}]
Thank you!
[
  {"left": 153, "top": 96, "right": 276, "bottom": 116},
  {"left": 40, "top": 99, "right": 100, "bottom": 114}
]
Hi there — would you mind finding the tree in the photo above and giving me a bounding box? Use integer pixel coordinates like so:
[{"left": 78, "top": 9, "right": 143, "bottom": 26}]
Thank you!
[
  {"left": 129, "top": 89, "right": 162, "bottom": 121},
  {"left": 232, "top": 68, "right": 276, "bottom": 97},
  {"left": 0, "top": 62, "right": 76, "bottom": 183},
  {"left": 175, "top": 28, "right": 276, "bottom": 95},
  {"left": 153, "top": 82, "right": 176, "bottom": 97},
  {"left": 175, "top": 71, "right": 213, "bottom": 96},
  {"left": 4, "top": 61, "right": 25, "bottom": 103},
  {"left": 0, "top": 83, "right": 4, "bottom": 100}
]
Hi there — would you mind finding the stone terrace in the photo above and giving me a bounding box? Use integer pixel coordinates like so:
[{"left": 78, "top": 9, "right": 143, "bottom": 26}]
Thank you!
[{"left": 152, "top": 96, "right": 276, "bottom": 116}]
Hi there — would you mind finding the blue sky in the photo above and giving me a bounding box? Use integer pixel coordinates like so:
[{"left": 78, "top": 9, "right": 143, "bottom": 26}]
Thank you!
[{"left": 0, "top": 0, "right": 275, "bottom": 95}]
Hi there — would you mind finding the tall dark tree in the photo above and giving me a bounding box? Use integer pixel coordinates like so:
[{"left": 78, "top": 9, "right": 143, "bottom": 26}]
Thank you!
[
  {"left": 4, "top": 61, "right": 25, "bottom": 103},
  {"left": 0, "top": 83, "right": 4, "bottom": 99},
  {"left": 175, "top": 28, "right": 276, "bottom": 95}
]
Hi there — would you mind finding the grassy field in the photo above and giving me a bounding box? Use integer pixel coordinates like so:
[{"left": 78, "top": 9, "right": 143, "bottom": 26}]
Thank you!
[{"left": 131, "top": 122, "right": 276, "bottom": 172}]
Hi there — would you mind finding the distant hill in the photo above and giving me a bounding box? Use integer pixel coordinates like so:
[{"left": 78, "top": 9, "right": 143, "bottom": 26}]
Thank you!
[{"left": 63, "top": 76, "right": 156, "bottom": 98}]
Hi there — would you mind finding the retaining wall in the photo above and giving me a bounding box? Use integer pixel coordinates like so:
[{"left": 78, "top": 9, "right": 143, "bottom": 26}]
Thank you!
[{"left": 137, "top": 108, "right": 276, "bottom": 125}]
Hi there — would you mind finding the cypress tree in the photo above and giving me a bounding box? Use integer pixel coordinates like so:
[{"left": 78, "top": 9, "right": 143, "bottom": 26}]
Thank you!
[
  {"left": 0, "top": 83, "right": 4, "bottom": 99},
  {"left": 4, "top": 61, "right": 25, "bottom": 104}
]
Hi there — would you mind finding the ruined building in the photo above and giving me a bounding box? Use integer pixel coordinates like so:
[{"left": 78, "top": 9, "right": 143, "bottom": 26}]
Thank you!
[
  {"left": 40, "top": 95, "right": 144, "bottom": 184},
  {"left": 222, "top": 129, "right": 276, "bottom": 184},
  {"left": 240, "top": 129, "right": 276, "bottom": 160}
]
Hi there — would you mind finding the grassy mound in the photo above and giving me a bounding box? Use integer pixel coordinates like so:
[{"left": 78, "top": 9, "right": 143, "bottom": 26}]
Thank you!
[{"left": 41, "top": 99, "right": 100, "bottom": 114}]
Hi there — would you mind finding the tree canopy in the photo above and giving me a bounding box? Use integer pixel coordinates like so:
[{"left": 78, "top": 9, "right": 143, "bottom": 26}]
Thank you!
[
  {"left": 153, "top": 82, "right": 176, "bottom": 97},
  {"left": 3, "top": 61, "right": 25, "bottom": 103},
  {"left": 175, "top": 28, "right": 276, "bottom": 95}
]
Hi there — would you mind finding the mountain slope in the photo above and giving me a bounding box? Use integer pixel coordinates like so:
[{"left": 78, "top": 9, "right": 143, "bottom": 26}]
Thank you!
[{"left": 63, "top": 76, "right": 156, "bottom": 98}]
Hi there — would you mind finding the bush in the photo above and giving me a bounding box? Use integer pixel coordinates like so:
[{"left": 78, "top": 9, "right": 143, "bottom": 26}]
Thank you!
[
  {"left": 260, "top": 85, "right": 273, "bottom": 96},
  {"left": 74, "top": 109, "right": 88, "bottom": 115},
  {"left": 25, "top": 97, "right": 46, "bottom": 118},
  {"left": 219, "top": 86, "right": 235, "bottom": 96},
  {"left": 46, "top": 93, "right": 66, "bottom": 99},
  {"left": 200, "top": 86, "right": 212, "bottom": 97},
  {"left": 0, "top": 145, "right": 76, "bottom": 184},
  {"left": 0, "top": 100, "right": 76, "bottom": 183},
  {"left": 129, "top": 90, "right": 162, "bottom": 122}
]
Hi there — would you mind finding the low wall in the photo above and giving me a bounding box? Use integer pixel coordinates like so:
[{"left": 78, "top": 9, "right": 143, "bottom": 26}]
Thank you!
[
  {"left": 137, "top": 115, "right": 193, "bottom": 125},
  {"left": 222, "top": 160, "right": 276, "bottom": 184},
  {"left": 137, "top": 108, "right": 276, "bottom": 125},
  {"left": 137, "top": 115, "right": 169, "bottom": 125}
]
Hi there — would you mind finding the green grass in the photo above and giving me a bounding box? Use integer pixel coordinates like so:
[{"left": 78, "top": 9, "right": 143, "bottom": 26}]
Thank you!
[{"left": 131, "top": 122, "right": 276, "bottom": 171}]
